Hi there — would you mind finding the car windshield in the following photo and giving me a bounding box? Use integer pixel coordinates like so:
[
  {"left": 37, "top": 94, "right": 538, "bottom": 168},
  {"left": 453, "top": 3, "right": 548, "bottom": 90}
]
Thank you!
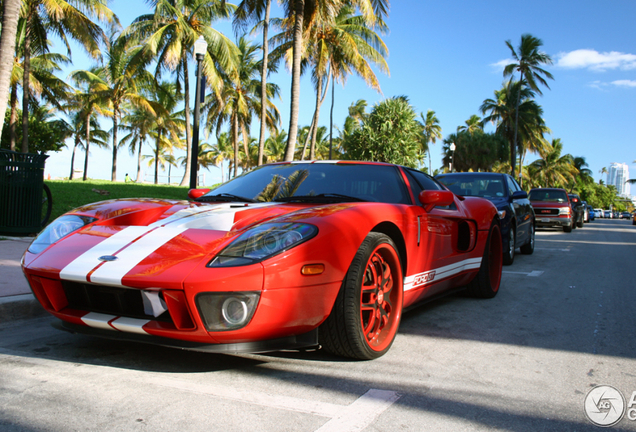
[
  {"left": 200, "top": 163, "right": 411, "bottom": 204},
  {"left": 528, "top": 190, "right": 568, "bottom": 203},
  {"left": 437, "top": 174, "right": 506, "bottom": 198}
]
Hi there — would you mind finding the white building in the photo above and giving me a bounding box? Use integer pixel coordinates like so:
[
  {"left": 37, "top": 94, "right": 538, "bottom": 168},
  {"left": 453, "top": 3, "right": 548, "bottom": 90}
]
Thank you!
[{"left": 607, "top": 162, "right": 631, "bottom": 197}]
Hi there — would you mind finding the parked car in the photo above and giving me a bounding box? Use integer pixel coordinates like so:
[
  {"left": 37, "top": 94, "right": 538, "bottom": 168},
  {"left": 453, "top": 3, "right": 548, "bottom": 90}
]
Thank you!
[
  {"left": 604, "top": 210, "right": 612, "bottom": 218},
  {"left": 528, "top": 188, "right": 573, "bottom": 232},
  {"left": 633, "top": 212, "right": 636, "bottom": 225},
  {"left": 621, "top": 211, "right": 632, "bottom": 219},
  {"left": 22, "top": 161, "right": 503, "bottom": 360},
  {"left": 436, "top": 172, "right": 534, "bottom": 265},
  {"left": 594, "top": 208, "right": 604, "bottom": 218},
  {"left": 587, "top": 205, "right": 595, "bottom": 222},
  {"left": 568, "top": 194, "right": 585, "bottom": 228}
]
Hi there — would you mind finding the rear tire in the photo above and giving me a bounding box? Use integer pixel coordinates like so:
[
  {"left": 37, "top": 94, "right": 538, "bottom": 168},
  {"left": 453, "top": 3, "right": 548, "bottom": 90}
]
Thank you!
[
  {"left": 520, "top": 224, "right": 535, "bottom": 255},
  {"left": 320, "top": 233, "right": 404, "bottom": 360},
  {"left": 502, "top": 226, "right": 515, "bottom": 266},
  {"left": 467, "top": 220, "right": 503, "bottom": 299}
]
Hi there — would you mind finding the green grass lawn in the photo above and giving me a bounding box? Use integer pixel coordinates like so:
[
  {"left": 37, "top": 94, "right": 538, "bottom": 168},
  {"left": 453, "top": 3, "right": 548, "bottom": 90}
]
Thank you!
[{"left": 44, "top": 180, "right": 192, "bottom": 223}]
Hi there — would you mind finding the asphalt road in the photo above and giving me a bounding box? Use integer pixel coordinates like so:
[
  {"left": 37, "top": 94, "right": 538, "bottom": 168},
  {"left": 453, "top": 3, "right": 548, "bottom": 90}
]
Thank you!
[{"left": 1, "top": 218, "right": 636, "bottom": 431}]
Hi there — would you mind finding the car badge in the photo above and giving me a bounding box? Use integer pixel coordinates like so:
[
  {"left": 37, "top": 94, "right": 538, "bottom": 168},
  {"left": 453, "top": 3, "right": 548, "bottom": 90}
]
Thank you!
[{"left": 98, "top": 255, "right": 119, "bottom": 262}]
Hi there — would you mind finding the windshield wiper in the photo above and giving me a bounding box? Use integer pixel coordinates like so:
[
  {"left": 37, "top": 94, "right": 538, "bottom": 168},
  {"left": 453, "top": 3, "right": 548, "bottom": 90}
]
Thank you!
[
  {"left": 274, "top": 193, "right": 367, "bottom": 203},
  {"left": 196, "top": 193, "right": 257, "bottom": 203}
]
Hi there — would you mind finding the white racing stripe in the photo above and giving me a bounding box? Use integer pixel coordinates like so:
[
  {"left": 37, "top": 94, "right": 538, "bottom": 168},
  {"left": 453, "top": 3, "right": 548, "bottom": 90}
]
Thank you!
[
  {"left": 403, "top": 257, "right": 482, "bottom": 291},
  {"left": 59, "top": 203, "right": 276, "bottom": 286},
  {"left": 80, "top": 312, "right": 150, "bottom": 335}
]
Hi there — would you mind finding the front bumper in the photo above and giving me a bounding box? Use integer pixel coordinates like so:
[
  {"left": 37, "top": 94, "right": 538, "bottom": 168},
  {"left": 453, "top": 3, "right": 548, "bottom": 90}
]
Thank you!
[{"left": 535, "top": 216, "right": 571, "bottom": 228}]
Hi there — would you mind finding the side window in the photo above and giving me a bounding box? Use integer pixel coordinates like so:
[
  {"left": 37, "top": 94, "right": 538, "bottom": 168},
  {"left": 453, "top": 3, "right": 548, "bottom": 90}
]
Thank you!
[
  {"left": 506, "top": 176, "right": 519, "bottom": 195},
  {"left": 405, "top": 169, "right": 455, "bottom": 210}
]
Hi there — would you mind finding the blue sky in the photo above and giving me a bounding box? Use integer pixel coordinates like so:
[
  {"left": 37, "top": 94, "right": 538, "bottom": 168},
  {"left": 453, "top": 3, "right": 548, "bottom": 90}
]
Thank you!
[{"left": 44, "top": 0, "right": 636, "bottom": 185}]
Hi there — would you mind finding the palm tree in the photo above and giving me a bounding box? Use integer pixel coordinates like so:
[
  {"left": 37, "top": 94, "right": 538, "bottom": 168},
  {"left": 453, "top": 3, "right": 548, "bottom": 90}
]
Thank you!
[
  {"left": 281, "top": 0, "right": 390, "bottom": 162},
  {"left": 205, "top": 131, "right": 234, "bottom": 182},
  {"left": 205, "top": 36, "right": 280, "bottom": 178},
  {"left": 480, "top": 80, "right": 548, "bottom": 181},
  {"left": 124, "top": 0, "right": 237, "bottom": 186},
  {"left": 265, "top": 129, "right": 287, "bottom": 163},
  {"left": 19, "top": 0, "right": 116, "bottom": 153},
  {"left": 65, "top": 110, "right": 109, "bottom": 179},
  {"left": 503, "top": 33, "right": 554, "bottom": 179},
  {"left": 69, "top": 68, "right": 112, "bottom": 181},
  {"left": 420, "top": 110, "right": 442, "bottom": 174},
  {"left": 0, "top": 0, "right": 22, "bottom": 136},
  {"left": 527, "top": 138, "right": 577, "bottom": 188},
  {"left": 457, "top": 114, "right": 482, "bottom": 135}
]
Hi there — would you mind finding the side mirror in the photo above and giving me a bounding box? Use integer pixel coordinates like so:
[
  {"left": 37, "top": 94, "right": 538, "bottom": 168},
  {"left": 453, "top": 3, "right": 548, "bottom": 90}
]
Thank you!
[
  {"left": 188, "top": 188, "right": 211, "bottom": 200},
  {"left": 511, "top": 190, "right": 528, "bottom": 200},
  {"left": 419, "top": 190, "right": 455, "bottom": 212}
]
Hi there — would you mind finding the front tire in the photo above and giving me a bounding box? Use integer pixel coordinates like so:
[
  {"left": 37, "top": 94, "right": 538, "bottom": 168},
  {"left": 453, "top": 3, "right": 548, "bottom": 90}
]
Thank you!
[
  {"left": 467, "top": 220, "right": 503, "bottom": 299},
  {"left": 564, "top": 224, "right": 572, "bottom": 233},
  {"left": 320, "top": 233, "right": 403, "bottom": 360}
]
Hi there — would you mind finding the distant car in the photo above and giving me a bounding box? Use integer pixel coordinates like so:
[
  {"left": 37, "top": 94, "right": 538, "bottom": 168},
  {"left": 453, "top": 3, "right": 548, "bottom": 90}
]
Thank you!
[
  {"left": 587, "top": 205, "right": 595, "bottom": 222},
  {"left": 604, "top": 210, "right": 612, "bottom": 218},
  {"left": 582, "top": 201, "right": 590, "bottom": 223},
  {"left": 621, "top": 211, "right": 631, "bottom": 219},
  {"left": 436, "top": 172, "right": 535, "bottom": 265},
  {"left": 568, "top": 194, "right": 585, "bottom": 228},
  {"left": 528, "top": 188, "right": 573, "bottom": 232},
  {"left": 633, "top": 212, "right": 636, "bottom": 225},
  {"left": 594, "top": 208, "right": 603, "bottom": 218}
]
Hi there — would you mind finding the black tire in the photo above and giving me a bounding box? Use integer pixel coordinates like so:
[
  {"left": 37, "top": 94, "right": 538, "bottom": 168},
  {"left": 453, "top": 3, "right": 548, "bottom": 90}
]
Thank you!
[
  {"left": 502, "top": 225, "right": 515, "bottom": 266},
  {"left": 577, "top": 217, "right": 584, "bottom": 228},
  {"left": 520, "top": 223, "right": 535, "bottom": 255},
  {"left": 41, "top": 183, "right": 52, "bottom": 226},
  {"left": 467, "top": 220, "right": 503, "bottom": 299},
  {"left": 320, "top": 232, "right": 404, "bottom": 360},
  {"left": 563, "top": 225, "right": 572, "bottom": 233}
]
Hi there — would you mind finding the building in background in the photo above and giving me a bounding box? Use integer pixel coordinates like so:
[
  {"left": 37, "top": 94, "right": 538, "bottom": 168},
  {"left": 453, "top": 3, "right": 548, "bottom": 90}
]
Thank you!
[{"left": 607, "top": 162, "right": 631, "bottom": 197}]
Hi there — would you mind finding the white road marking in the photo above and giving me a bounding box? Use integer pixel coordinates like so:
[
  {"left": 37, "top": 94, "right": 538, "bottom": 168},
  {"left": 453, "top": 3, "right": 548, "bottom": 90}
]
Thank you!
[
  {"left": 502, "top": 270, "right": 544, "bottom": 277},
  {"left": 534, "top": 247, "right": 570, "bottom": 252},
  {"left": 315, "top": 389, "right": 400, "bottom": 432}
]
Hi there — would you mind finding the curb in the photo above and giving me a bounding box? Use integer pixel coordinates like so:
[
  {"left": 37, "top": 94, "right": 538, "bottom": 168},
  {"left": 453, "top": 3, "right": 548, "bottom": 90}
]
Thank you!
[{"left": 0, "top": 293, "right": 47, "bottom": 322}]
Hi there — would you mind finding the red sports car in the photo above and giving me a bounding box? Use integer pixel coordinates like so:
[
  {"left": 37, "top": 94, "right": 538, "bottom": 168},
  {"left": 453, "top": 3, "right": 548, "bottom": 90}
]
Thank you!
[{"left": 22, "top": 161, "right": 502, "bottom": 360}]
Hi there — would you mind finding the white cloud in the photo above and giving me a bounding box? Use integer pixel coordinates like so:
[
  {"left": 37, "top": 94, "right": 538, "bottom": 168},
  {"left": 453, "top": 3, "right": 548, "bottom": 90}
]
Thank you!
[
  {"left": 556, "top": 49, "right": 636, "bottom": 71},
  {"left": 490, "top": 59, "right": 513, "bottom": 72},
  {"left": 612, "top": 80, "right": 636, "bottom": 87}
]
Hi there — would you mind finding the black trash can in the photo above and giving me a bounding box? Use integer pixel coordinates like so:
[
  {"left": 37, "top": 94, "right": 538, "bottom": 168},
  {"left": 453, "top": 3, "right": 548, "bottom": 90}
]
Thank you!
[{"left": 0, "top": 149, "right": 49, "bottom": 236}]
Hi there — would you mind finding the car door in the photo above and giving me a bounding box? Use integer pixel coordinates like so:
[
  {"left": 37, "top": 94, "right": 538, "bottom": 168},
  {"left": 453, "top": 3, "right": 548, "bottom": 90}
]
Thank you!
[
  {"left": 506, "top": 175, "right": 533, "bottom": 244},
  {"left": 402, "top": 168, "right": 479, "bottom": 304}
]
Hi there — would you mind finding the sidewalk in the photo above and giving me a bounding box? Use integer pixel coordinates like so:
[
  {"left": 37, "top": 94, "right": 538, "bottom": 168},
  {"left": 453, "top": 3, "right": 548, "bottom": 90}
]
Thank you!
[{"left": 0, "top": 237, "right": 47, "bottom": 322}]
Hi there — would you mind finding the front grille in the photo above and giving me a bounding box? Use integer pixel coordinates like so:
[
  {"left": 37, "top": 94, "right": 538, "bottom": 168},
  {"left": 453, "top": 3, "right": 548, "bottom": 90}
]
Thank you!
[
  {"left": 536, "top": 208, "right": 559, "bottom": 216},
  {"left": 62, "top": 281, "right": 172, "bottom": 322}
]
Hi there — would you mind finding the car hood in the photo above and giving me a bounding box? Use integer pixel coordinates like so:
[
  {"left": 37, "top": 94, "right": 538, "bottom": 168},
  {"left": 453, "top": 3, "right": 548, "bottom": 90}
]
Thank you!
[{"left": 23, "top": 198, "right": 331, "bottom": 289}]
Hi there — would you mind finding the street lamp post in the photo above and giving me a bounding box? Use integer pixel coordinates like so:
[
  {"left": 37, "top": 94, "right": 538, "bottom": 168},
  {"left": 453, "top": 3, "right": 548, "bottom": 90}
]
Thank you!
[
  {"left": 449, "top": 142, "right": 456, "bottom": 172},
  {"left": 189, "top": 36, "right": 207, "bottom": 190}
]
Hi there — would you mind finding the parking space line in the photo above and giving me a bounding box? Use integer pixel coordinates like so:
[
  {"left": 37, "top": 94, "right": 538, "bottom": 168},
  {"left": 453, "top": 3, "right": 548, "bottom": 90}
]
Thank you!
[
  {"left": 316, "top": 389, "right": 400, "bottom": 432},
  {"left": 502, "top": 270, "right": 544, "bottom": 277}
]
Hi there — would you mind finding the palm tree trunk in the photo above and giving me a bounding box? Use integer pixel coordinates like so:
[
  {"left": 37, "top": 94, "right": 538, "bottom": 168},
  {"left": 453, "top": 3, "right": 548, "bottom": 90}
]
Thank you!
[
  {"left": 284, "top": 0, "right": 305, "bottom": 162},
  {"left": 111, "top": 109, "right": 119, "bottom": 181},
  {"left": 512, "top": 72, "right": 524, "bottom": 180},
  {"left": 154, "top": 132, "right": 161, "bottom": 184},
  {"left": 69, "top": 137, "right": 79, "bottom": 180},
  {"left": 0, "top": 0, "right": 21, "bottom": 139},
  {"left": 329, "top": 74, "right": 335, "bottom": 160},
  {"left": 9, "top": 84, "right": 18, "bottom": 151},
  {"left": 83, "top": 114, "right": 91, "bottom": 181},
  {"left": 180, "top": 54, "right": 192, "bottom": 185},
  {"left": 136, "top": 139, "right": 143, "bottom": 182},
  {"left": 233, "top": 114, "right": 239, "bottom": 178},
  {"left": 310, "top": 73, "right": 330, "bottom": 160},
  {"left": 257, "top": 0, "right": 271, "bottom": 167},
  {"left": 21, "top": 8, "right": 32, "bottom": 154}
]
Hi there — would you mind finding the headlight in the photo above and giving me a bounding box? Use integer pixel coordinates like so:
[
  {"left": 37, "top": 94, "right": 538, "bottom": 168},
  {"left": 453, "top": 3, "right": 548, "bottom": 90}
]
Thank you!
[
  {"left": 498, "top": 210, "right": 506, "bottom": 219},
  {"left": 196, "top": 292, "right": 260, "bottom": 331},
  {"left": 28, "top": 215, "right": 96, "bottom": 254},
  {"left": 559, "top": 207, "right": 571, "bottom": 215},
  {"left": 208, "top": 222, "right": 318, "bottom": 267}
]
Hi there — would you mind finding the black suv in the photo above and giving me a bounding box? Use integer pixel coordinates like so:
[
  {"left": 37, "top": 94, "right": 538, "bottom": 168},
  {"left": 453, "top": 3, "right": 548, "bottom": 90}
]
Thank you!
[{"left": 568, "top": 193, "right": 585, "bottom": 228}]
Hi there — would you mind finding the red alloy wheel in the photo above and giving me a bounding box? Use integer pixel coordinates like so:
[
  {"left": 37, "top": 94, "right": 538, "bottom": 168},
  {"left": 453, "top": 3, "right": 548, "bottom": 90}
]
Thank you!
[{"left": 359, "top": 244, "right": 403, "bottom": 352}]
